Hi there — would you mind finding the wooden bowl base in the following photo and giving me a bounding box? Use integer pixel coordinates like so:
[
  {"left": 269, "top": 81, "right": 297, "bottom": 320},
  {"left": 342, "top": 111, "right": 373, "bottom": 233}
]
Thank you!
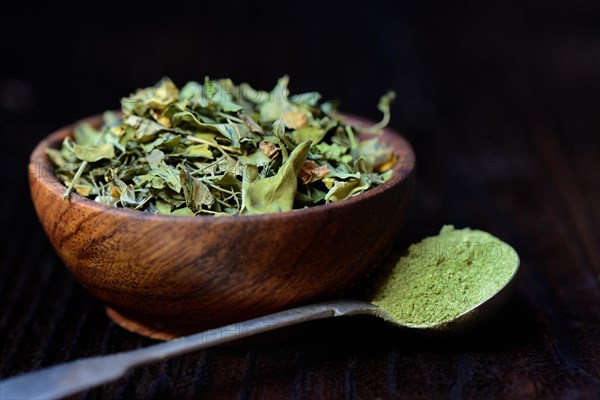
[{"left": 106, "top": 307, "right": 179, "bottom": 341}]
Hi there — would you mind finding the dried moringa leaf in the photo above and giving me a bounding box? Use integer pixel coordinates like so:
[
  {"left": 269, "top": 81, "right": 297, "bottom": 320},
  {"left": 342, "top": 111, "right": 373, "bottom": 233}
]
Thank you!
[
  {"left": 242, "top": 141, "right": 311, "bottom": 214},
  {"left": 48, "top": 76, "right": 396, "bottom": 215},
  {"left": 363, "top": 91, "right": 396, "bottom": 135},
  {"left": 182, "top": 144, "right": 214, "bottom": 159},
  {"left": 180, "top": 169, "right": 215, "bottom": 211},
  {"left": 74, "top": 123, "right": 102, "bottom": 146},
  {"left": 146, "top": 149, "right": 165, "bottom": 169},
  {"left": 150, "top": 163, "right": 182, "bottom": 193},
  {"left": 291, "top": 126, "right": 326, "bottom": 145},
  {"left": 126, "top": 115, "right": 167, "bottom": 143},
  {"left": 45, "top": 148, "right": 66, "bottom": 167},
  {"left": 324, "top": 175, "right": 371, "bottom": 202},
  {"left": 239, "top": 112, "right": 265, "bottom": 135},
  {"left": 72, "top": 142, "right": 115, "bottom": 162},
  {"left": 299, "top": 160, "right": 330, "bottom": 184},
  {"left": 357, "top": 138, "right": 394, "bottom": 172},
  {"left": 282, "top": 110, "right": 307, "bottom": 129},
  {"left": 259, "top": 141, "right": 279, "bottom": 160}
]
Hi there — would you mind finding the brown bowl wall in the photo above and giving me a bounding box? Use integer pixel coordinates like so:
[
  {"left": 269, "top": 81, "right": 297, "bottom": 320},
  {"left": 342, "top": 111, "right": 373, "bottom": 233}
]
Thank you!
[{"left": 28, "top": 114, "right": 415, "bottom": 339}]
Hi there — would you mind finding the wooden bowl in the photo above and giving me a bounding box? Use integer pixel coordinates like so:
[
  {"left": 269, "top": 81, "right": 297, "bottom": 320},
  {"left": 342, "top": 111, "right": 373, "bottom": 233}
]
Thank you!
[{"left": 28, "top": 114, "right": 415, "bottom": 340}]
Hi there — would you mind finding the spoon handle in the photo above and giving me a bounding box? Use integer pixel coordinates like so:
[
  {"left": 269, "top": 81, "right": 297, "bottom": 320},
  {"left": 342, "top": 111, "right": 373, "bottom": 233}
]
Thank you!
[{"left": 0, "top": 300, "right": 377, "bottom": 400}]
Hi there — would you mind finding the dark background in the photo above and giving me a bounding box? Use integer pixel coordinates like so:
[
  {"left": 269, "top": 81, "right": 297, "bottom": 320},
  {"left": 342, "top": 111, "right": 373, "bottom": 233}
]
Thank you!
[{"left": 1, "top": 0, "right": 599, "bottom": 398}]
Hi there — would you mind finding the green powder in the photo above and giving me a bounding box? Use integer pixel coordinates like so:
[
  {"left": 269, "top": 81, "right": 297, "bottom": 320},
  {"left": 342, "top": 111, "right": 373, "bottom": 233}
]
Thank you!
[{"left": 372, "top": 225, "right": 519, "bottom": 327}]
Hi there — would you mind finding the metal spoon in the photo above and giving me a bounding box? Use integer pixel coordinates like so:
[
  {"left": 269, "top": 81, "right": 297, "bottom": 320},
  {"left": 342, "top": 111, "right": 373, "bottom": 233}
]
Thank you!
[{"left": 0, "top": 268, "right": 517, "bottom": 400}]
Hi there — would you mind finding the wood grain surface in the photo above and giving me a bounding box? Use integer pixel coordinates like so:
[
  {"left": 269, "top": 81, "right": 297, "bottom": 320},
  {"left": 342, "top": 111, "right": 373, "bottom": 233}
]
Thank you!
[{"left": 1, "top": 1, "right": 599, "bottom": 398}]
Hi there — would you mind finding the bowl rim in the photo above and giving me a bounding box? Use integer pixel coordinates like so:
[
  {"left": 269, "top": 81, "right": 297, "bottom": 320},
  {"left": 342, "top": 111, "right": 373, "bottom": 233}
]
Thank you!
[{"left": 29, "top": 113, "right": 416, "bottom": 223}]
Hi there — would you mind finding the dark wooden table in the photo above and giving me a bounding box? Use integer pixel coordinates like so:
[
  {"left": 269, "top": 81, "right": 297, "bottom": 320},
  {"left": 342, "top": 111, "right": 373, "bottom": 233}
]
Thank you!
[{"left": 1, "top": 2, "right": 599, "bottom": 399}]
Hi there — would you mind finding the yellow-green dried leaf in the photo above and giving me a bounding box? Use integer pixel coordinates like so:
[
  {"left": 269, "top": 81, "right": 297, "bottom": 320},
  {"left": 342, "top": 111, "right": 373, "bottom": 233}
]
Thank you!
[
  {"left": 45, "top": 148, "right": 66, "bottom": 167},
  {"left": 171, "top": 207, "right": 195, "bottom": 216},
  {"left": 242, "top": 140, "right": 311, "bottom": 214},
  {"left": 324, "top": 175, "right": 371, "bottom": 202},
  {"left": 73, "top": 123, "right": 101, "bottom": 147},
  {"left": 291, "top": 126, "right": 326, "bottom": 145},
  {"left": 73, "top": 143, "right": 115, "bottom": 162},
  {"left": 184, "top": 144, "right": 213, "bottom": 159}
]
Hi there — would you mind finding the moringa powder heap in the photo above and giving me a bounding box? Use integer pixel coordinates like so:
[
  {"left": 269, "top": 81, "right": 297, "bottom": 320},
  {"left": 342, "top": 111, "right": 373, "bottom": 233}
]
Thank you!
[{"left": 372, "top": 225, "right": 519, "bottom": 327}]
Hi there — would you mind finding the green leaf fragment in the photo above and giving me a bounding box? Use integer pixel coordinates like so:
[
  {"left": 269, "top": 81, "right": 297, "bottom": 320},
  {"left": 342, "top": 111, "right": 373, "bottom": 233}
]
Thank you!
[
  {"left": 259, "top": 76, "right": 290, "bottom": 122},
  {"left": 180, "top": 169, "right": 215, "bottom": 211},
  {"left": 171, "top": 207, "right": 195, "bottom": 216},
  {"left": 73, "top": 143, "right": 115, "bottom": 162},
  {"left": 155, "top": 199, "right": 173, "bottom": 215},
  {"left": 74, "top": 122, "right": 101, "bottom": 146},
  {"left": 147, "top": 149, "right": 165, "bottom": 169},
  {"left": 126, "top": 115, "right": 167, "bottom": 142},
  {"left": 357, "top": 138, "right": 393, "bottom": 172},
  {"left": 45, "top": 148, "right": 66, "bottom": 167},
  {"left": 242, "top": 140, "right": 311, "bottom": 214},
  {"left": 324, "top": 174, "right": 371, "bottom": 202},
  {"left": 364, "top": 91, "right": 396, "bottom": 134},
  {"left": 150, "top": 163, "right": 182, "bottom": 193},
  {"left": 213, "top": 172, "right": 242, "bottom": 190},
  {"left": 291, "top": 126, "right": 326, "bottom": 145},
  {"left": 183, "top": 144, "right": 214, "bottom": 159},
  {"left": 114, "top": 177, "right": 137, "bottom": 206}
]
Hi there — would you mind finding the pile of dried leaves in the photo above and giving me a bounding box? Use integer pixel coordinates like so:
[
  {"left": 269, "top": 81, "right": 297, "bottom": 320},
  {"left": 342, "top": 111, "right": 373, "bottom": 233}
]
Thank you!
[{"left": 46, "top": 77, "right": 396, "bottom": 216}]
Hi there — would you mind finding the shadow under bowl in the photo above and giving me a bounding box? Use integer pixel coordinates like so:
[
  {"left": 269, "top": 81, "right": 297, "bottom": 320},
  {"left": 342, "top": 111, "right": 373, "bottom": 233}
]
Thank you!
[{"left": 28, "top": 114, "right": 415, "bottom": 340}]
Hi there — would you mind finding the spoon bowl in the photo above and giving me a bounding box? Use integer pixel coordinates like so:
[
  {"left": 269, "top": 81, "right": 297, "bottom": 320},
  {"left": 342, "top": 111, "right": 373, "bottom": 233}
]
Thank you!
[{"left": 374, "top": 256, "right": 520, "bottom": 332}]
